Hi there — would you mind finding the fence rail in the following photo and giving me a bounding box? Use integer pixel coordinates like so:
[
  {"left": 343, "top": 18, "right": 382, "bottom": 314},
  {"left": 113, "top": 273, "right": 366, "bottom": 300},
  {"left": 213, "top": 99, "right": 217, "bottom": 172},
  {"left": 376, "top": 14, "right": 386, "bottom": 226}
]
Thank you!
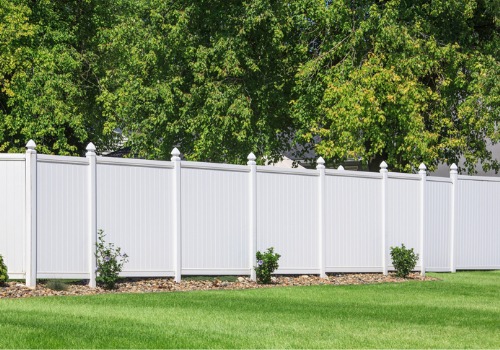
[{"left": 0, "top": 141, "right": 499, "bottom": 287}]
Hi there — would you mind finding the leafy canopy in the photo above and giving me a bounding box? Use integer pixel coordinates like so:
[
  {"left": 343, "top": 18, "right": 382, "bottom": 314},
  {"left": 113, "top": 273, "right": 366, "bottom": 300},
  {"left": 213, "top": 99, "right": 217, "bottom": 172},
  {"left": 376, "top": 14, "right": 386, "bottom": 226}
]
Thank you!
[{"left": 0, "top": 0, "right": 498, "bottom": 173}]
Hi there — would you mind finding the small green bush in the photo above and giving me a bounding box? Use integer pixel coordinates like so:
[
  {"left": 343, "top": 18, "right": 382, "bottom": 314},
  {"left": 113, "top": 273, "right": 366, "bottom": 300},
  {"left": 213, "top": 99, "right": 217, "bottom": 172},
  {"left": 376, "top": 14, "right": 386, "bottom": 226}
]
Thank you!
[
  {"left": 95, "top": 230, "right": 129, "bottom": 289},
  {"left": 390, "top": 244, "right": 419, "bottom": 278},
  {"left": 0, "top": 254, "right": 8, "bottom": 285},
  {"left": 255, "top": 247, "right": 281, "bottom": 284},
  {"left": 46, "top": 280, "right": 69, "bottom": 291}
]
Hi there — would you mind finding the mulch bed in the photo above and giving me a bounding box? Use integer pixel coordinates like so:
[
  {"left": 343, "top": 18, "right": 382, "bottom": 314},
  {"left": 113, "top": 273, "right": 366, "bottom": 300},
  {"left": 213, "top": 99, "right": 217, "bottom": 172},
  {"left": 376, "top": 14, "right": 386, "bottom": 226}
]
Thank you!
[{"left": 0, "top": 273, "right": 438, "bottom": 299}]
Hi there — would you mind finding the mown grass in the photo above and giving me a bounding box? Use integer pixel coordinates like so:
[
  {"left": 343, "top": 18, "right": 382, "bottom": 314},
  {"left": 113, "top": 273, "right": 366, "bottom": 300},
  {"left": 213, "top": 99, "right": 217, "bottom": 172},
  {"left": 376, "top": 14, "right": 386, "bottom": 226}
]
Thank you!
[{"left": 0, "top": 271, "right": 498, "bottom": 348}]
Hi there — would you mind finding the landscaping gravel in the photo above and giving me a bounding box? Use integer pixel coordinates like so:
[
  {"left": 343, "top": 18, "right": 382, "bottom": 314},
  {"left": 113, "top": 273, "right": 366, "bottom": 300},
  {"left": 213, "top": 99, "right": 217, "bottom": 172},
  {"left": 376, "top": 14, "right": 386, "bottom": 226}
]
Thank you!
[{"left": 0, "top": 273, "right": 437, "bottom": 299}]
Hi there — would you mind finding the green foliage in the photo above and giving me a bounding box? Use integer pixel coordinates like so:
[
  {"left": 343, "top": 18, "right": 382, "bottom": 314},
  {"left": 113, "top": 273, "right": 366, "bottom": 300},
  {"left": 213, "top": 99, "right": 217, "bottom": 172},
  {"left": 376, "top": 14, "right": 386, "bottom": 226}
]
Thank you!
[
  {"left": 0, "top": 254, "right": 8, "bottom": 285},
  {"left": 95, "top": 0, "right": 303, "bottom": 164},
  {"left": 0, "top": 0, "right": 498, "bottom": 172},
  {"left": 95, "top": 230, "right": 128, "bottom": 289},
  {"left": 46, "top": 280, "right": 69, "bottom": 291},
  {"left": 255, "top": 247, "right": 280, "bottom": 284},
  {"left": 0, "top": 0, "right": 116, "bottom": 155},
  {"left": 390, "top": 244, "right": 419, "bottom": 278},
  {"left": 292, "top": 0, "right": 500, "bottom": 173}
]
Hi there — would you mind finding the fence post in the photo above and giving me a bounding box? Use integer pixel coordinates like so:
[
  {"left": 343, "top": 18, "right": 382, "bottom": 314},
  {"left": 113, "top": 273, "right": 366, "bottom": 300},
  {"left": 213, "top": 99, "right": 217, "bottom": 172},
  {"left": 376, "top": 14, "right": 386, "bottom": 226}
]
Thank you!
[
  {"left": 317, "top": 157, "right": 326, "bottom": 278},
  {"left": 419, "top": 163, "right": 427, "bottom": 276},
  {"left": 25, "top": 140, "right": 37, "bottom": 288},
  {"left": 449, "top": 163, "right": 458, "bottom": 273},
  {"left": 171, "top": 148, "right": 182, "bottom": 282},
  {"left": 380, "top": 161, "right": 388, "bottom": 275},
  {"left": 247, "top": 153, "right": 257, "bottom": 281},
  {"left": 86, "top": 143, "right": 97, "bottom": 288}
]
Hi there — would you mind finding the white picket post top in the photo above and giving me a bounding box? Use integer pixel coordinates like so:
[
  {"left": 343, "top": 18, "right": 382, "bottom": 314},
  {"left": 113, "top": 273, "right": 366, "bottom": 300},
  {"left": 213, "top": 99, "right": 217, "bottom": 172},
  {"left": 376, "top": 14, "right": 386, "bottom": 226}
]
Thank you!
[
  {"left": 171, "top": 147, "right": 181, "bottom": 161},
  {"left": 450, "top": 163, "right": 458, "bottom": 174},
  {"left": 86, "top": 142, "right": 96, "bottom": 155},
  {"left": 419, "top": 163, "right": 427, "bottom": 276},
  {"left": 380, "top": 161, "right": 388, "bottom": 172},
  {"left": 337, "top": 165, "right": 345, "bottom": 171},
  {"left": 380, "top": 161, "right": 388, "bottom": 275},
  {"left": 25, "top": 140, "right": 37, "bottom": 288},
  {"left": 26, "top": 139, "right": 36, "bottom": 151},
  {"left": 248, "top": 152, "right": 257, "bottom": 280},
  {"left": 247, "top": 152, "right": 256, "bottom": 166}
]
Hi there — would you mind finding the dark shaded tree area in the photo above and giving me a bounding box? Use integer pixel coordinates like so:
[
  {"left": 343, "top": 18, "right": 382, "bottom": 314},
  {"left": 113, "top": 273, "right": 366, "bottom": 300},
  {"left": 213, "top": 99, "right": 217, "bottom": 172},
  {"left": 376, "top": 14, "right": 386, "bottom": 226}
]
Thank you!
[{"left": 0, "top": 0, "right": 498, "bottom": 172}]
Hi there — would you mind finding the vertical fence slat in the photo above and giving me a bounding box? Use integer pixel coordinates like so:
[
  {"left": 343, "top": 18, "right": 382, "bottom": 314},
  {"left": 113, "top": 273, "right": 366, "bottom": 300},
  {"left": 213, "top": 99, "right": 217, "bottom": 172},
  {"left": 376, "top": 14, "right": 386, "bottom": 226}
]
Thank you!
[
  {"left": 419, "top": 163, "right": 427, "bottom": 276},
  {"left": 247, "top": 153, "right": 257, "bottom": 281},
  {"left": 25, "top": 140, "right": 37, "bottom": 288},
  {"left": 449, "top": 164, "right": 458, "bottom": 273},
  {"left": 86, "top": 143, "right": 97, "bottom": 287},
  {"left": 380, "top": 161, "right": 388, "bottom": 275},
  {"left": 171, "top": 148, "right": 182, "bottom": 282},
  {"left": 317, "top": 157, "right": 326, "bottom": 278}
]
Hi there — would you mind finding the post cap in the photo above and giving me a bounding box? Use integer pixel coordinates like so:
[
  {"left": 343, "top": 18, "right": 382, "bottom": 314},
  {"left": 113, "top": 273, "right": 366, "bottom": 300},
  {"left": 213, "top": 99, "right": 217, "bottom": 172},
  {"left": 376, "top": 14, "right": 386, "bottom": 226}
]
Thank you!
[
  {"left": 26, "top": 140, "right": 36, "bottom": 150},
  {"left": 86, "top": 142, "right": 96, "bottom": 152},
  {"left": 316, "top": 156, "right": 325, "bottom": 170},
  {"left": 171, "top": 147, "right": 180, "bottom": 157},
  {"left": 171, "top": 147, "right": 181, "bottom": 161},
  {"left": 247, "top": 152, "right": 256, "bottom": 165},
  {"left": 419, "top": 163, "right": 427, "bottom": 171},
  {"left": 337, "top": 165, "right": 345, "bottom": 171},
  {"left": 450, "top": 163, "right": 458, "bottom": 175},
  {"left": 380, "top": 161, "right": 388, "bottom": 169}
]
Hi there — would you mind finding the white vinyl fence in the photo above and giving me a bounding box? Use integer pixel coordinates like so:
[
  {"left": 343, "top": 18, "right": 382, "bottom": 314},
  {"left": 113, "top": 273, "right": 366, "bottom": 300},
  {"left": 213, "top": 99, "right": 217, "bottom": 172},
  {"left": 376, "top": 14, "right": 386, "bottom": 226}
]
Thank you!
[{"left": 0, "top": 141, "right": 499, "bottom": 287}]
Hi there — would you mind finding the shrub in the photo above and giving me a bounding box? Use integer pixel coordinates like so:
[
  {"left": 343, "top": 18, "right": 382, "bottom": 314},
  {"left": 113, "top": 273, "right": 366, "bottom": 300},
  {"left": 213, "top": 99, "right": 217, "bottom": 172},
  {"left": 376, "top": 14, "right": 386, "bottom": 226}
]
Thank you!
[
  {"left": 390, "top": 244, "right": 419, "bottom": 278},
  {"left": 0, "top": 254, "right": 8, "bottom": 285},
  {"left": 95, "top": 230, "right": 128, "bottom": 289},
  {"left": 255, "top": 247, "right": 281, "bottom": 284},
  {"left": 46, "top": 280, "right": 69, "bottom": 291}
]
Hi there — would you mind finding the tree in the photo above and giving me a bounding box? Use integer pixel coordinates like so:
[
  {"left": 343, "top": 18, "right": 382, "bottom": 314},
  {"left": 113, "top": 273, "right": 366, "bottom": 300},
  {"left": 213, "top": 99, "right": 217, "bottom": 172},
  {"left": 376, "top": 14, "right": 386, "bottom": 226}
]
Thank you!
[
  {"left": 96, "top": 0, "right": 306, "bottom": 163},
  {"left": 1, "top": 0, "right": 498, "bottom": 173},
  {"left": 292, "top": 0, "right": 499, "bottom": 173},
  {"left": 0, "top": 0, "right": 113, "bottom": 155}
]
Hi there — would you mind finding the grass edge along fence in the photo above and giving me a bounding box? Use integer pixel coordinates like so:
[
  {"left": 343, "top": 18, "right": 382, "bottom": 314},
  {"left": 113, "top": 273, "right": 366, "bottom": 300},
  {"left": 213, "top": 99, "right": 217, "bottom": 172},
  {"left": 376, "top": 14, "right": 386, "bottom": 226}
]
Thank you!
[{"left": 0, "top": 140, "right": 499, "bottom": 288}]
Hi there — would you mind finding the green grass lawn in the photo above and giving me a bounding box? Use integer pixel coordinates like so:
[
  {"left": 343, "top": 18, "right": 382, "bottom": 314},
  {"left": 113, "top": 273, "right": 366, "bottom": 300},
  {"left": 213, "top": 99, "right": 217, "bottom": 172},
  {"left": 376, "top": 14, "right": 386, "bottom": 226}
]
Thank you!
[{"left": 0, "top": 271, "right": 498, "bottom": 348}]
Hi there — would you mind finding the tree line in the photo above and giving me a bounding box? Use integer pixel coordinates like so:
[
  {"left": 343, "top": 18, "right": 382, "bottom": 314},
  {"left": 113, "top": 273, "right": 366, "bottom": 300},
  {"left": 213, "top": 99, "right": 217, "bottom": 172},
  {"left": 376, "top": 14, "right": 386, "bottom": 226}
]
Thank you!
[{"left": 1, "top": 0, "right": 498, "bottom": 172}]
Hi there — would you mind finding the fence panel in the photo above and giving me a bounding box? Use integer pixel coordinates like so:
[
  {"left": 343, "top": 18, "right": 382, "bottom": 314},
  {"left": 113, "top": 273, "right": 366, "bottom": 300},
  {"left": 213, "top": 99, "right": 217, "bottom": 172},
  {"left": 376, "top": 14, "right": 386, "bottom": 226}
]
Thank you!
[
  {"left": 181, "top": 163, "right": 250, "bottom": 274},
  {"left": 257, "top": 168, "right": 319, "bottom": 274},
  {"left": 2, "top": 147, "right": 500, "bottom": 283},
  {"left": 425, "top": 178, "right": 452, "bottom": 271},
  {"left": 325, "top": 172, "right": 382, "bottom": 272},
  {"left": 0, "top": 156, "right": 26, "bottom": 278},
  {"left": 36, "top": 156, "right": 88, "bottom": 278},
  {"left": 386, "top": 174, "right": 421, "bottom": 270},
  {"left": 97, "top": 158, "right": 175, "bottom": 277},
  {"left": 456, "top": 178, "right": 500, "bottom": 269}
]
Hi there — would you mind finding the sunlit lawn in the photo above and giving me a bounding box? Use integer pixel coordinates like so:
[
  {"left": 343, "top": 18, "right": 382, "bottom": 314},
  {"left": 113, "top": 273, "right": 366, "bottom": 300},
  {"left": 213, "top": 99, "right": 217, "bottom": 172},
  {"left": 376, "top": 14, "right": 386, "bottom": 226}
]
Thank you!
[{"left": 0, "top": 271, "right": 498, "bottom": 348}]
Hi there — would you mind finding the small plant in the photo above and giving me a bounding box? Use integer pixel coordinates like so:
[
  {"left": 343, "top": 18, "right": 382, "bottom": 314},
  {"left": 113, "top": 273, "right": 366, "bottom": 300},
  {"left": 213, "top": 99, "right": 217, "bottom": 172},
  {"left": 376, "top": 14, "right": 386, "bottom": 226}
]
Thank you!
[
  {"left": 46, "top": 280, "right": 69, "bottom": 291},
  {"left": 390, "top": 244, "right": 419, "bottom": 278},
  {"left": 0, "top": 254, "right": 8, "bottom": 285},
  {"left": 255, "top": 247, "right": 281, "bottom": 284},
  {"left": 95, "top": 230, "right": 128, "bottom": 289}
]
